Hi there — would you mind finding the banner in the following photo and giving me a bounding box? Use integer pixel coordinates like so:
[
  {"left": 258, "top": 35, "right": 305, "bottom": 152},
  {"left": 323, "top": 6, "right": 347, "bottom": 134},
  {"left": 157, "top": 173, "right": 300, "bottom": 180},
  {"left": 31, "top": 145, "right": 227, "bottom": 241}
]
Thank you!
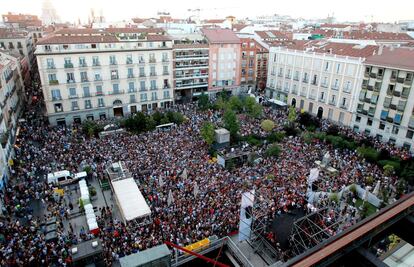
[
  {"left": 238, "top": 190, "right": 255, "bottom": 242},
  {"left": 308, "top": 168, "right": 319, "bottom": 185}
]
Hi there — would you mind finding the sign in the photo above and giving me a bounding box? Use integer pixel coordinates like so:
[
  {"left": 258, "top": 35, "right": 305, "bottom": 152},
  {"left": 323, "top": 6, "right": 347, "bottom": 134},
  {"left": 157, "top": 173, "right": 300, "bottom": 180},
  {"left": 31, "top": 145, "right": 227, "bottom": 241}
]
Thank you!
[{"left": 8, "top": 159, "right": 14, "bottom": 166}]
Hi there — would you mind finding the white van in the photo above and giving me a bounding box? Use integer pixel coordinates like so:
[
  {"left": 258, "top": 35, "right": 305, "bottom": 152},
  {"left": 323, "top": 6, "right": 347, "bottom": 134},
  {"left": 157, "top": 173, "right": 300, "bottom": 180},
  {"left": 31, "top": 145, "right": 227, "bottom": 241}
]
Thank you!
[{"left": 47, "top": 170, "right": 87, "bottom": 186}]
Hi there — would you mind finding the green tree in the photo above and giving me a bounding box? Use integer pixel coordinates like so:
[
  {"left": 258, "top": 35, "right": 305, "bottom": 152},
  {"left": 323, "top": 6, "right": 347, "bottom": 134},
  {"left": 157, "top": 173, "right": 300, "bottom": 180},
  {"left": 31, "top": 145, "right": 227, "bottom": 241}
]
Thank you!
[
  {"left": 216, "top": 97, "right": 228, "bottom": 110},
  {"left": 228, "top": 96, "right": 243, "bottom": 112},
  {"left": 265, "top": 144, "right": 281, "bottom": 158},
  {"left": 383, "top": 164, "right": 395, "bottom": 176},
  {"left": 288, "top": 106, "right": 297, "bottom": 125},
  {"left": 223, "top": 109, "right": 239, "bottom": 139},
  {"left": 261, "top": 119, "right": 275, "bottom": 132},
  {"left": 152, "top": 111, "right": 164, "bottom": 125},
  {"left": 200, "top": 122, "right": 215, "bottom": 145},
  {"left": 198, "top": 92, "right": 209, "bottom": 110}
]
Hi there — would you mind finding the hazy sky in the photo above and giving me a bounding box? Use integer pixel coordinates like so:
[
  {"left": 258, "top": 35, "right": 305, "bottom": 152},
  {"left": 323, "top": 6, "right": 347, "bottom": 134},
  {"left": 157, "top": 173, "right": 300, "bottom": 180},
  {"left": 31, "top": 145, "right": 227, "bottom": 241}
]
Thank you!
[{"left": 1, "top": 0, "right": 413, "bottom": 23}]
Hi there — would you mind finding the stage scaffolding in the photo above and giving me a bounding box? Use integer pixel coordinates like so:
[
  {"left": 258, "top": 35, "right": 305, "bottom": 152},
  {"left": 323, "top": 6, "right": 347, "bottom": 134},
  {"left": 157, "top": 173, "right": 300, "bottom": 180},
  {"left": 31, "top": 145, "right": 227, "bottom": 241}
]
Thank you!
[
  {"left": 289, "top": 207, "right": 347, "bottom": 256},
  {"left": 249, "top": 188, "right": 281, "bottom": 265}
]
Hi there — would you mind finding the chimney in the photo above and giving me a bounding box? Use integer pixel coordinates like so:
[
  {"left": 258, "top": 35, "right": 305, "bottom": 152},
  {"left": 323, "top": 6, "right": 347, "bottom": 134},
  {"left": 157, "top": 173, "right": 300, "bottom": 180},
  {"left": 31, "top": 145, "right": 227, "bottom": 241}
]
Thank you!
[{"left": 378, "top": 45, "right": 384, "bottom": 55}]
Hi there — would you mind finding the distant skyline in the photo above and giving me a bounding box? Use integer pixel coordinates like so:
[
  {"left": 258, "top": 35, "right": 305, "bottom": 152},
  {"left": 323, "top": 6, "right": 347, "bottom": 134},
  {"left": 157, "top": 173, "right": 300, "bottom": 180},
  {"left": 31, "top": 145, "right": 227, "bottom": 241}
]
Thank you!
[{"left": 1, "top": 0, "right": 413, "bottom": 24}]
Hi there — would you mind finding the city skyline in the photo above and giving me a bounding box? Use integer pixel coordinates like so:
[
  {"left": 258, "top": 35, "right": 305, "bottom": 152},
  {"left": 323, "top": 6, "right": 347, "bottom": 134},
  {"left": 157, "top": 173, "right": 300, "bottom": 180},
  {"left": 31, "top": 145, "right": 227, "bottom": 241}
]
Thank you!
[{"left": 1, "top": 0, "right": 413, "bottom": 24}]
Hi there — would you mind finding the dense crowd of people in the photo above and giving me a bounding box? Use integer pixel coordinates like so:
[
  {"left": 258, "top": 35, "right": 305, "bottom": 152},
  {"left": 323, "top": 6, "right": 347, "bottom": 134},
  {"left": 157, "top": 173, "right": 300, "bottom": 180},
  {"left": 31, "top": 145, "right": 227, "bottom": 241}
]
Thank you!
[{"left": 0, "top": 71, "right": 410, "bottom": 265}]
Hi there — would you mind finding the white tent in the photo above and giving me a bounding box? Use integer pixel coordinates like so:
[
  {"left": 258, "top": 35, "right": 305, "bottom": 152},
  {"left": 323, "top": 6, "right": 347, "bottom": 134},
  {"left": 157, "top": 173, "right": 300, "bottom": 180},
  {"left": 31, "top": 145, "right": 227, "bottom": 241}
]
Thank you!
[{"left": 112, "top": 178, "right": 151, "bottom": 222}]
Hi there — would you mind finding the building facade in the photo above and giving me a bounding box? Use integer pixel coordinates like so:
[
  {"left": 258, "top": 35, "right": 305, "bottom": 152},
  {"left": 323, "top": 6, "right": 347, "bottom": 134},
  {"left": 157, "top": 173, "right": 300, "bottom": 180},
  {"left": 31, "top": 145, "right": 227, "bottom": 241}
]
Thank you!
[
  {"left": 2, "top": 12, "right": 42, "bottom": 28},
  {"left": 0, "top": 52, "right": 25, "bottom": 189},
  {"left": 267, "top": 44, "right": 376, "bottom": 126},
  {"left": 352, "top": 48, "right": 414, "bottom": 152},
  {"left": 0, "top": 29, "right": 35, "bottom": 69},
  {"left": 201, "top": 28, "right": 241, "bottom": 93},
  {"left": 36, "top": 28, "right": 174, "bottom": 125},
  {"left": 173, "top": 43, "right": 209, "bottom": 102},
  {"left": 239, "top": 37, "right": 257, "bottom": 89},
  {"left": 255, "top": 42, "right": 268, "bottom": 91}
]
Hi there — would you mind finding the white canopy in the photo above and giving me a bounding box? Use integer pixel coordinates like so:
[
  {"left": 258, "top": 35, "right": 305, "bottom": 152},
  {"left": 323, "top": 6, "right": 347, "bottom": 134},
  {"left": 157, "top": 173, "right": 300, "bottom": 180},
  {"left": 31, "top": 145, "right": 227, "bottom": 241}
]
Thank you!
[{"left": 112, "top": 178, "right": 151, "bottom": 221}]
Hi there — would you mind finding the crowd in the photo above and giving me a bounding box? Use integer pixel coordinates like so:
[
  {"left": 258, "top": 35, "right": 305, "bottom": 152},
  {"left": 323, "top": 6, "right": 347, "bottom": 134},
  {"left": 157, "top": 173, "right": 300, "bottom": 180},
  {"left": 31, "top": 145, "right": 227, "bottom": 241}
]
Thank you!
[{"left": 0, "top": 75, "right": 409, "bottom": 266}]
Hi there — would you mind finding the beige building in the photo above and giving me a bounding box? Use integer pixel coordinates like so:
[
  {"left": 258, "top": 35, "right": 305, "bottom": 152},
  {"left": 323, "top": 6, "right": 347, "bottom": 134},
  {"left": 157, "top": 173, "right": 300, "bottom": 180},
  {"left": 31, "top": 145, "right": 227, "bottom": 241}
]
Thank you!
[
  {"left": 36, "top": 28, "right": 174, "bottom": 125},
  {"left": 267, "top": 42, "right": 378, "bottom": 126}
]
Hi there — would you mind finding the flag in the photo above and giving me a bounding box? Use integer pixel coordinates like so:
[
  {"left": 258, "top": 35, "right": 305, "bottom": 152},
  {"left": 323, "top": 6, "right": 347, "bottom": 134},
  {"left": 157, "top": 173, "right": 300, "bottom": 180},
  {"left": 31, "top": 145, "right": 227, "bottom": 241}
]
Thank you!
[
  {"left": 167, "top": 190, "right": 174, "bottom": 206},
  {"left": 308, "top": 168, "right": 319, "bottom": 185},
  {"left": 158, "top": 176, "right": 164, "bottom": 187},
  {"left": 193, "top": 182, "right": 199, "bottom": 198},
  {"left": 181, "top": 168, "right": 188, "bottom": 179},
  {"left": 238, "top": 190, "right": 255, "bottom": 242}
]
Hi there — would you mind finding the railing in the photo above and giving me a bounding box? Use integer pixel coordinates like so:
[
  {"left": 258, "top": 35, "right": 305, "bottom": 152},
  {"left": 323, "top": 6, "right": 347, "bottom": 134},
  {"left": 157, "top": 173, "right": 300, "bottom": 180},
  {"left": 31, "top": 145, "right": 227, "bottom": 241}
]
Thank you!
[
  {"left": 139, "top": 73, "right": 146, "bottom": 77},
  {"left": 108, "top": 90, "right": 125, "bottom": 95},
  {"left": 110, "top": 61, "right": 117, "bottom": 65},
  {"left": 79, "top": 63, "right": 87, "bottom": 68},
  {"left": 95, "top": 92, "right": 104, "bottom": 96},
  {"left": 163, "top": 71, "right": 169, "bottom": 75},
  {"left": 67, "top": 79, "right": 76, "bottom": 84},
  {"left": 83, "top": 93, "right": 92, "bottom": 98},
  {"left": 49, "top": 80, "right": 59, "bottom": 85},
  {"left": 64, "top": 63, "right": 74, "bottom": 68},
  {"left": 81, "top": 78, "right": 89, "bottom": 83},
  {"left": 69, "top": 94, "right": 79, "bottom": 99},
  {"left": 111, "top": 76, "right": 119, "bottom": 80},
  {"left": 149, "top": 58, "right": 156, "bottom": 63},
  {"left": 150, "top": 72, "right": 157, "bottom": 76},
  {"left": 52, "top": 96, "right": 62, "bottom": 101},
  {"left": 92, "top": 62, "right": 101, "bottom": 67},
  {"left": 127, "top": 74, "right": 135, "bottom": 78},
  {"left": 126, "top": 60, "right": 133, "bottom": 64},
  {"left": 47, "top": 64, "right": 56, "bottom": 69}
]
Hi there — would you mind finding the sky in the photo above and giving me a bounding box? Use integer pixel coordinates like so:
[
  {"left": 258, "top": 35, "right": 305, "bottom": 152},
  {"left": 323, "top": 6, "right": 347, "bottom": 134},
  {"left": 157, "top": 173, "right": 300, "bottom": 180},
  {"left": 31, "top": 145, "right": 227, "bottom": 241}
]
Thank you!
[{"left": 0, "top": 0, "right": 413, "bottom": 24}]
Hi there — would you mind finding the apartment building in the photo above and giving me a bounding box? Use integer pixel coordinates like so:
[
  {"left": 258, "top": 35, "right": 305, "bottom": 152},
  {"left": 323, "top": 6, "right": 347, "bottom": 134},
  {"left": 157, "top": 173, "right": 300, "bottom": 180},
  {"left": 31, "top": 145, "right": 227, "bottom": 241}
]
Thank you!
[
  {"left": 35, "top": 28, "right": 174, "bottom": 125},
  {"left": 2, "top": 12, "right": 42, "bottom": 28},
  {"left": 352, "top": 47, "right": 414, "bottom": 152},
  {"left": 0, "top": 28, "right": 35, "bottom": 69},
  {"left": 267, "top": 42, "right": 377, "bottom": 126},
  {"left": 201, "top": 28, "right": 241, "bottom": 93},
  {"left": 0, "top": 52, "right": 25, "bottom": 189},
  {"left": 255, "top": 42, "right": 268, "bottom": 91},
  {"left": 239, "top": 37, "right": 257, "bottom": 89},
  {"left": 172, "top": 37, "right": 209, "bottom": 102}
]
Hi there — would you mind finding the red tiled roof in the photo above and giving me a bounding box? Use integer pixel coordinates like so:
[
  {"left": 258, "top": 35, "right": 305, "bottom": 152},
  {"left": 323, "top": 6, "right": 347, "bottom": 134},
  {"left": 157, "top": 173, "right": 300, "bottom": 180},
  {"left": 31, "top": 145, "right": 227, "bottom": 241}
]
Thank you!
[
  {"left": 313, "top": 42, "right": 378, "bottom": 58},
  {"left": 37, "top": 35, "right": 119, "bottom": 45},
  {"left": 232, "top": 24, "right": 248, "bottom": 32},
  {"left": 146, "top": 34, "right": 172, "bottom": 41},
  {"left": 365, "top": 47, "right": 414, "bottom": 71},
  {"left": 201, "top": 28, "right": 240, "bottom": 44},
  {"left": 342, "top": 31, "right": 413, "bottom": 41},
  {"left": 204, "top": 19, "right": 225, "bottom": 24},
  {"left": 255, "top": 30, "right": 290, "bottom": 40},
  {"left": 320, "top": 24, "right": 352, "bottom": 29},
  {"left": 105, "top": 28, "right": 165, "bottom": 34},
  {"left": 54, "top": 28, "right": 104, "bottom": 35}
]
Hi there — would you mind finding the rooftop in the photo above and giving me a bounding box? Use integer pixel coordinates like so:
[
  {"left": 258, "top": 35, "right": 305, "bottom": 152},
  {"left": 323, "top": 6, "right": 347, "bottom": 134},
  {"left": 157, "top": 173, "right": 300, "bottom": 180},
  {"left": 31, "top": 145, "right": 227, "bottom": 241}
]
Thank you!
[
  {"left": 365, "top": 47, "right": 414, "bottom": 71},
  {"left": 255, "top": 30, "right": 290, "bottom": 40},
  {"left": 201, "top": 28, "right": 241, "bottom": 44}
]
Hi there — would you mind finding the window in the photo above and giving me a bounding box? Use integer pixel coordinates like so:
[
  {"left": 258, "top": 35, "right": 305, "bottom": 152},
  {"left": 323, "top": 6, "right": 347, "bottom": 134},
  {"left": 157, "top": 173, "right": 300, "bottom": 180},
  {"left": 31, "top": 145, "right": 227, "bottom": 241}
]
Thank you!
[
  {"left": 163, "top": 91, "right": 170, "bottom": 99},
  {"left": 92, "top": 56, "right": 100, "bottom": 66},
  {"left": 54, "top": 103, "right": 63, "bottom": 112},
  {"left": 324, "top": 62, "right": 329, "bottom": 71},
  {"left": 126, "top": 54, "right": 133, "bottom": 64},
  {"left": 140, "top": 81, "right": 146, "bottom": 91},
  {"left": 69, "top": 88, "right": 77, "bottom": 97},
  {"left": 130, "top": 94, "right": 136, "bottom": 103},
  {"left": 328, "top": 108, "right": 333, "bottom": 120},
  {"left": 111, "top": 70, "right": 119, "bottom": 80},
  {"left": 46, "top": 58, "right": 55, "bottom": 68},
  {"left": 379, "top": 122, "right": 385, "bottom": 130},
  {"left": 356, "top": 116, "right": 361, "bottom": 123},
  {"left": 380, "top": 110, "right": 389, "bottom": 120},
  {"left": 336, "top": 63, "right": 341, "bottom": 73},
  {"left": 392, "top": 125, "right": 399, "bottom": 135},
  {"left": 51, "top": 89, "right": 61, "bottom": 100},
  {"left": 94, "top": 73, "right": 101, "bottom": 81},
  {"left": 150, "top": 80, "right": 157, "bottom": 90},
  {"left": 112, "top": 84, "right": 119, "bottom": 93},
  {"left": 163, "top": 65, "right": 169, "bottom": 75},
  {"left": 109, "top": 55, "right": 117, "bottom": 65},
  {"left": 140, "top": 93, "right": 147, "bottom": 101},
  {"left": 151, "top": 92, "right": 157, "bottom": 100},
  {"left": 367, "top": 118, "right": 373, "bottom": 126},
  {"left": 341, "top": 97, "right": 347, "bottom": 107},
  {"left": 394, "top": 113, "right": 402, "bottom": 124},
  {"left": 80, "top": 71, "right": 88, "bottom": 82},
  {"left": 84, "top": 99, "right": 92, "bottom": 109},
  {"left": 407, "top": 130, "right": 414, "bottom": 139},
  {"left": 98, "top": 98, "right": 105, "bottom": 107},
  {"left": 150, "top": 66, "right": 156, "bottom": 76},
  {"left": 129, "top": 82, "right": 135, "bottom": 92},
  {"left": 127, "top": 68, "right": 134, "bottom": 78},
  {"left": 96, "top": 85, "right": 103, "bottom": 95},
  {"left": 338, "top": 112, "right": 345, "bottom": 124},
  {"left": 71, "top": 101, "right": 79, "bottom": 110},
  {"left": 83, "top": 86, "right": 90, "bottom": 97},
  {"left": 48, "top": 73, "right": 57, "bottom": 82},
  {"left": 79, "top": 57, "right": 86, "bottom": 67}
]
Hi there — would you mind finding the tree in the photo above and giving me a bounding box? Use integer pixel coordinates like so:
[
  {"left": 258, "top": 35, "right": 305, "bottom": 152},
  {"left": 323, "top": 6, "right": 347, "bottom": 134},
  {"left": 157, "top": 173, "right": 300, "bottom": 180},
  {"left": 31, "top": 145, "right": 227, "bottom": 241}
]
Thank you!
[
  {"left": 261, "top": 119, "right": 275, "bottom": 132},
  {"left": 198, "top": 92, "right": 209, "bottom": 110},
  {"left": 249, "top": 103, "right": 263, "bottom": 118},
  {"left": 200, "top": 122, "right": 215, "bottom": 145},
  {"left": 223, "top": 109, "right": 239, "bottom": 139},
  {"left": 288, "top": 106, "right": 297, "bottom": 125},
  {"left": 383, "top": 164, "right": 395, "bottom": 176},
  {"left": 123, "top": 112, "right": 148, "bottom": 133},
  {"left": 216, "top": 97, "right": 228, "bottom": 110},
  {"left": 265, "top": 144, "right": 281, "bottom": 158},
  {"left": 228, "top": 96, "right": 243, "bottom": 112},
  {"left": 152, "top": 111, "right": 164, "bottom": 125}
]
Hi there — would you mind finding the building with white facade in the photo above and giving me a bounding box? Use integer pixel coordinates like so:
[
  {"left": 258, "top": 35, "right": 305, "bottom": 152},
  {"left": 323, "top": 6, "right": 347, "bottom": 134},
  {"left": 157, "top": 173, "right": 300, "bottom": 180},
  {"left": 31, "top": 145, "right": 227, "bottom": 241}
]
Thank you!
[
  {"left": 36, "top": 28, "right": 173, "bottom": 125},
  {"left": 352, "top": 47, "right": 414, "bottom": 152},
  {"left": 0, "top": 52, "right": 25, "bottom": 189},
  {"left": 0, "top": 28, "right": 35, "bottom": 69},
  {"left": 267, "top": 42, "right": 378, "bottom": 126}
]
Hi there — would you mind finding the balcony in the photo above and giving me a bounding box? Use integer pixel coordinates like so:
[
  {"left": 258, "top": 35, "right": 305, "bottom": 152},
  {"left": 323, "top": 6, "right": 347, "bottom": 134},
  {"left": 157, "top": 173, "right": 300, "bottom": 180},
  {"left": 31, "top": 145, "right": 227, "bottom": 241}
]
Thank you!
[
  {"left": 397, "top": 77, "right": 405, "bottom": 83},
  {"left": 278, "top": 73, "right": 283, "bottom": 77},
  {"left": 331, "top": 85, "right": 339, "bottom": 91},
  {"left": 67, "top": 79, "right": 76, "bottom": 84},
  {"left": 138, "top": 60, "right": 145, "bottom": 65},
  {"left": 110, "top": 61, "right": 117, "bottom": 66},
  {"left": 364, "top": 72, "right": 370, "bottom": 78},
  {"left": 367, "top": 85, "right": 373, "bottom": 91},
  {"left": 47, "top": 64, "right": 56, "bottom": 69},
  {"left": 127, "top": 74, "right": 135, "bottom": 79},
  {"left": 163, "top": 84, "right": 170, "bottom": 89},
  {"left": 126, "top": 59, "right": 133, "bottom": 65},
  {"left": 389, "top": 104, "right": 397, "bottom": 110},
  {"left": 52, "top": 96, "right": 62, "bottom": 101},
  {"left": 293, "top": 76, "right": 299, "bottom": 81},
  {"left": 79, "top": 63, "right": 88, "bottom": 68},
  {"left": 369, "top": 72, "right": 377, "bottom": 78},
  {"left": 92, "top": 62, "right": 101, "bottom": 67},
  {"left": 64, "top": 63, "right": 74, "bottom": 69},
  {"left": 94, "top": 77, "right": 102, "bottom": 82},
  {"left": 111, "top": 75, "right": 119, "bottom": 80},
  {"left": 163, "top": 71, "right": 169, "bottom": 75},
  {"left": 49, "top": 80, "right": 59, "bottom": 85},
  {"left": 140, "top": 87, "right": 147, "bottom": 91},
  {"left": 128, "top": 88, "right": 137, "bottom": 93},
  {"left": 149, "top": 58, "right": 156, "bottom": 63},
  {"left": 150, "top": 72, "right": 157, "bottom": 77},
  {"left": 150, "top": 87, "right": 158, "bottom": 91},
  {"left": 404, "top": 79, "right": 413, "bottom": 86},
  {"left": 83, "top": 93, "right": 92, "bottom": 98},
  {"left": 139, "top": 73, "right": 146, "bottom": 77},
  {"left": 321, "top": 83, "right": 328, "bottom": 88},
  {"left": 285, "top": 75, "right": 291, "bottom": 79},
  {"left": 302, "top": 78, "right": 309, "bottom": 83},
  {"left": 108, "top": 90, "right": 124, "bottom": 95},
  {"left": 340, "top": 104, "right": 348, "bottom": 110},
  {"left": 68, "top": 94, "right": 78, "bottom": 99},
  {"left": 95, "top": 92, "right": 104, "bottom": 96},
  {"left": 162, "top": 58, "right": 169, "bottom": 62},
  {"left": 81, "top": 78, "right": 89, "bottom": 83},
  {"left": 393, "top": 91, "right": 401, "bottom": 97}
]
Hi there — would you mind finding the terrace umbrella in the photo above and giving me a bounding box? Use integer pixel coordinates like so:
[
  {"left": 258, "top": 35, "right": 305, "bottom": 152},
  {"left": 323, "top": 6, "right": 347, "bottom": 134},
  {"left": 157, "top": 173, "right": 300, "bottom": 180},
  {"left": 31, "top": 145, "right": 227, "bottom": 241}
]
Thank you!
[
  {"left": 373, "top": 181, "right": 381, "bottom": 196},
  {"left": 193, "top": 182, "right": 199, "bottom": 198},
  {"left": 158, "top": 176, "right": 164, "bottom": 187},
  {"left": 167, "top": 189, "right": 174, "bottom": 206}
]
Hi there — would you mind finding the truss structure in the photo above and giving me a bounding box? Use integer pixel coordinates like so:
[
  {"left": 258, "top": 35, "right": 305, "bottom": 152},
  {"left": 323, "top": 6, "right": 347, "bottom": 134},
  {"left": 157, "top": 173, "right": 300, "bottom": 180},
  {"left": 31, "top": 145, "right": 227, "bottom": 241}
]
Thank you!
[
  {"left": 249, "top": 188, "right": 281, "bottom": 264},
  {"left": 289, "top": 207, "right": 347, "bottom": 256}
]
